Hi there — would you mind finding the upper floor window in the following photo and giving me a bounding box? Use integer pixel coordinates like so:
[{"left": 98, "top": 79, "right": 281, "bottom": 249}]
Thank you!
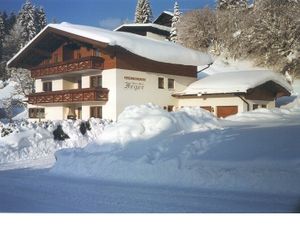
[
  {"left": 90, "top": 75, "right": 102, "bottom": 88},
  {"left": 43, "top": 82, "right": 52, "bottom": 92},
  {"left": 94, "top": 48, "right": 101, "bottom": 57},
  {"left": 168, "top": 79, "right": 175, "bottom": 89},
  {"left": 158, "top": 77, "right": 164, "bottom": 89}
]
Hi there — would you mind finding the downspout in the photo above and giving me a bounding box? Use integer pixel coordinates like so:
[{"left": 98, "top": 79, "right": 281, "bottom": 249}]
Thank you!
[
  {"left": 197, "top": 63, "right": 213, "bottom": 74},
  {"left": 235, "top": 94, "right": 250, "bottom": 112}
]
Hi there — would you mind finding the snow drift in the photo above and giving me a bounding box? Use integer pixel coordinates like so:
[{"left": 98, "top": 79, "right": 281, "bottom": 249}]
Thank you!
[
  {"left": 0, "top": 119, "right": 110, "bottom": 165},
  {"left": 52, "top": 104, "right": 300, "bottom": 195}
]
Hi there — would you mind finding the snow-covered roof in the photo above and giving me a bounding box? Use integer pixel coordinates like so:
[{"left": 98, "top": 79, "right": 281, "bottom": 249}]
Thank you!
[
  {"left": 8, "top": 22, "right": 213, "bottom": 67},
  {"left": 176, "top": 70, "right": 292, "bottom": 95},
  {"left": 114, "top": 23, "right": 171, "bottom": 32},
  {"left": 153, "top": 11, "right": 174, "bottom": 22}
]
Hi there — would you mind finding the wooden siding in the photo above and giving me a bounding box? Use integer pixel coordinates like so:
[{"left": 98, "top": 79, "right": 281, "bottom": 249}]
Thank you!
[
  {"left": 27, "top": 87, "right": 109, "bottom": 105},
  {"left": 115, "top": 47, "right": 197, "bottom": 78},
  {"left": 31, "top": 56, "right": 104, "bottom": 78}
]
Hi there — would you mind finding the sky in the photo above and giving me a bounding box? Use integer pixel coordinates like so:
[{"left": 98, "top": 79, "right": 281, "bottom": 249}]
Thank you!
[{"left": 0, "top": 0, "right": 215, "bottom": 29}]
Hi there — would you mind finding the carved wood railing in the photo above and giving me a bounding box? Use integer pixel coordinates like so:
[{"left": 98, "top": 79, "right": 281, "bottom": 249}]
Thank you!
[
  {"left": 27, "top": 88, "right": 109, "bottom": 104},
  {"left": 31, "top": 56, "right": 104, "bottom": 78}
]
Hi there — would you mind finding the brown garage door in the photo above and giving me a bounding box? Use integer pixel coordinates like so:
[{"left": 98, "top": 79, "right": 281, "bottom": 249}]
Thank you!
[{"left": 217, "top": 106, "right": 238, "bottom": 118}]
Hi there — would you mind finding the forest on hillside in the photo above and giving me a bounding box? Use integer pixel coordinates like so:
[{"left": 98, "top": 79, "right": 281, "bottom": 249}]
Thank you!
[{"left": 177, "top": 0, "right": 300, "bottom": 81}]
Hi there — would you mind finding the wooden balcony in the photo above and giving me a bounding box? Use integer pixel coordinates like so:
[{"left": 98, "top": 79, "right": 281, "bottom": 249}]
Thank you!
[
  {"left": 31, "top": 56, "right": 104, "bottom": 78},
  {"left": 27, "top": 88, "right": 109, "bottom": 105}
]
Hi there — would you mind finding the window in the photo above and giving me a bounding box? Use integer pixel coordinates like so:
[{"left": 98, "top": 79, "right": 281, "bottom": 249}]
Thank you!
[
  {"left": 262, "top": 104, "right": 267, "bottom": 108},
  {"left": 167, "top": 105, "right": 174, "bottom": 112},
  {"left": 43, "top": 82, "right": 52, "bottom": 92},
  {"left": 168, "top": 79, "right": 175, "bottom": 89},
  {"left": 253, "top": 104, "right": 259, "bottom": 110},
  {"left": 90, "top": 106, "right": 102, "bottom": 118},
  {"left": 29, "top": 108, "right": 45, "bottom": 119},
  {"left": 158, "top": 77, "right": 164, "bottom": 89},
  {"left": 90, "top": 75, "right": 102, "bottom": 88},
  {"left": 94, "top": 48, "right": 101, "bottom": 57}
]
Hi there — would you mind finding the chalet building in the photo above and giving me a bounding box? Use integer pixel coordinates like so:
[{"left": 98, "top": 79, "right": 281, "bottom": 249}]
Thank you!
[
  {"left": 7, "top": 22, "right": 213, "bottom": 121},
  {"left": 173, "top": 71, "right": 292, "bottom": 118},
  {"left": 114, "top": 11, "right": 174, "bottom": 41}
]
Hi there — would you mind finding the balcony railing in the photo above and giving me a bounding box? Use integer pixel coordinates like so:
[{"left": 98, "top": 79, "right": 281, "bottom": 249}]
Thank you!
[
  {"left": 27, "top": 87, "right": 109, "bottom": 105},
  {"left": 31, "top": 56, "right": 104, "bottom": 78}
]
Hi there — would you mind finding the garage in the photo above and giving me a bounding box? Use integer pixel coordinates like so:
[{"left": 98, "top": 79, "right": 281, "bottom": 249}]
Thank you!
[{"left": 217, "top": 106, "right": 238, "bottom": 118}]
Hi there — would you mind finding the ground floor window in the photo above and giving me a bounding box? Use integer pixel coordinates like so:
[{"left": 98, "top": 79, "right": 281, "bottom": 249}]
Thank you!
[
  {"left": 90, "top": 106, "right": 102, "bottom": 118},
  {"left": 29, "top": 108, "right": 45, "bottom": 119},
  {"left": 167, "top": 105, "right": 174, "bottom": 112},
  {"left": 253, "top": 104, "right": 259, "bottom": 110}
]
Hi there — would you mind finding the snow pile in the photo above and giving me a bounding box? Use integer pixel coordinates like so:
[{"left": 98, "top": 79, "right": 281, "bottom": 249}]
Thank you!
[
  {"left": 0, "top": 119, "right": 111, "bottom": 165},
  {"left": 95, "top": 104, "right": 220, "bottom": 146},
  {"left": 8, "top": 22, "right": 213, "bottom": 67},
  {"left": 53, "top": 104, "right": 223, "bottom": 184},
  {"left": 225, "top": 108, "right": 292, "bottom": 122},
  {"left": 52, "top": 104, "right": 300, "bottom": 195}
]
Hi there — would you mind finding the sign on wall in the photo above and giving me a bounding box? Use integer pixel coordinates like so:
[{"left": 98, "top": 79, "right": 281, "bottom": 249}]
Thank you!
[{"left": 124, "top": 76, "right": 146, "bottom": 91}]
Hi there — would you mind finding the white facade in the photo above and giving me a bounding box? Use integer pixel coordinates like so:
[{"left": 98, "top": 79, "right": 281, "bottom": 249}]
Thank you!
[{"left": 28, "top": 69, "right": 196, "bottom": 121}]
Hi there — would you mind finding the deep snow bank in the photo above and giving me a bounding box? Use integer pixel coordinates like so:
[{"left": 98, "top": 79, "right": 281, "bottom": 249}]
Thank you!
[
  {"left": 94, "top": 104, "right": 220, "bottom": 146},
  {"left": 0, "top": 119, "right": 110, "bottom": 165},
  {"left": 53, "top": 104, "right": 222, "bottom": 183},
  {"left": 52, "top": 104, "right": 300, "bottom": 195}
]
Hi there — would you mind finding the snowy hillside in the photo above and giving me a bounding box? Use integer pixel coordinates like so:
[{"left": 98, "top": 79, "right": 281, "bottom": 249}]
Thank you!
[{"left": 0, "top": 80, "right": 25, "bottom": 120}]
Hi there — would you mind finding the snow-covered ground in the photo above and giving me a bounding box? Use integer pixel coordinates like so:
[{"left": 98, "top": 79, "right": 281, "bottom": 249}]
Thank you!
[{"left": 0, "top": 102, "right": 300, "bottom": 212}]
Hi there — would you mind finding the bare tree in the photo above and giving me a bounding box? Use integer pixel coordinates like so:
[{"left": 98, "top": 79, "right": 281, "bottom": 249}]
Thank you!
[{"left": 177, "top": 8, "right": 217, "bottom": 53}]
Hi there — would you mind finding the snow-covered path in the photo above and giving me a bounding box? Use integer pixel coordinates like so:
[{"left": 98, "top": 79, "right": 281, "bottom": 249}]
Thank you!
[{"left": 0, "top": 167, "right": 299, "bottom": 213}]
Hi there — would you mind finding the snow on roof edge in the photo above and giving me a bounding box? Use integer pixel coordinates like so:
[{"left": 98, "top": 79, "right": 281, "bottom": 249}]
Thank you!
[{"left": 8, "top": 22, "right": 213, "bottom": 68}]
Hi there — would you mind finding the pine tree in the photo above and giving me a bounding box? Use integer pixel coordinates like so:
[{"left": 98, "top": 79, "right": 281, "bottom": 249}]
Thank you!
[
  {"left": 135, "top": 0, "right": 153, "bottom": 23},
  {"left": 18, "top": 0, "right": 37, "bottom": 45},
  {"left": 170, "top": 1, "right": 181, "bottom": 42},
  {"left": 35, "top": 7, "right": 47, "bottom": 33},
  {"left": 217, "top": 0, "right": 248, "bottom": 10},
  {"left": 0, "top": 15, "right": 5, "bottom": 78}
]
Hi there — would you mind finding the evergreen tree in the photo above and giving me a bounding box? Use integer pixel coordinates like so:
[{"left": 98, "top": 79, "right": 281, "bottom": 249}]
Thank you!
[
  {"left": 170, "top": 1, "right": 181, "bottom": 42},
  {"left": 18, "top": 0, "right": 37, "bottom": 45},
  {"left": 0, "top": 15, "right": 5, "bottom": 50},
  {"left": 0, "top": 15, "right": 5, "bottom": 78},
  {"left": 35, "top": 7, "right": 47, "bottom": 33},
  {"left": 6, "top": 12, "right": 17, "bottom": 35},
  {"left": 135, "top": 0, "right": 153, "bottom": 23},
  {"left": 217, "top": 0, "right": 248, "bottom": 10}
]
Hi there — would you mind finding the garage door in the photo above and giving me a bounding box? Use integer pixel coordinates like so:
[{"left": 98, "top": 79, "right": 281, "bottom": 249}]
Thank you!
[{"left": 217, "top": 106, "right": 238, "bottom": 118}]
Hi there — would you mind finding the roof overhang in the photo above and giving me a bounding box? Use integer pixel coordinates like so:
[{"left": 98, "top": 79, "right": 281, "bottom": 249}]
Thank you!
[{"left": 7, "top": 26, "right": 109, "bottom": 69}]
